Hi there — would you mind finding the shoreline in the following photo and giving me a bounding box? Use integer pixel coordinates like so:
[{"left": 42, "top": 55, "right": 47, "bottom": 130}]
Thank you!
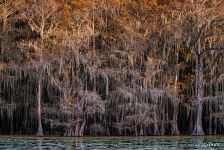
[{"left": 0, "top": 135, "right": 224, "bottom": 138}]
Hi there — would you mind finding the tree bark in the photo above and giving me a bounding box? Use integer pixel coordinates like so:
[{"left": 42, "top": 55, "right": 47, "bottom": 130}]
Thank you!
[
  {"left": 36, "top": 78, "right": 44, "bottom": 136},
  {"left": 153, "top": 106, "right": 159, "bottom": 135},
  {"left": 64, "top": 125, "right": 75, "bottom": 137},
  {"left": 1, "top": 37, "right": 6, "bottom": 55},
  {"left": 10, "top": 115, "right": 13, "bottom": 135},
  {"left": 171, "top": 104, "right": 180, "bottom": 135},
  {"left": 1, "top": 31, "right": 8, "bottom": 55},
  {"left": 79, "top": 119, "right": 86, "bottom": 136},
  {"left": 174, "top": 51, "right": 179, "bottom": 94},
  {"left": 192, "top": 41, "right": 204, "bottom": 135}
]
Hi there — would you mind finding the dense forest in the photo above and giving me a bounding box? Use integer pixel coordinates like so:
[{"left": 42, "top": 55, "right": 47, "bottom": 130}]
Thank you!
[{"left": 0, "top": 0, "right": 224, "bottom": 136}]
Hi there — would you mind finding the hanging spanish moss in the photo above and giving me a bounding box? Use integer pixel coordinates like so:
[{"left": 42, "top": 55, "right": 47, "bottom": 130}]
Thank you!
[{"left": 0, "top": 0, "right": 224, "bottom": 136}]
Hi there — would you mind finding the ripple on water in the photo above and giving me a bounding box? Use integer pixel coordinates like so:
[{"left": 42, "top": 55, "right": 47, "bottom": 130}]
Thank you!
[{"left": 0, "top": 136, "right": 223, "bottom": 150}]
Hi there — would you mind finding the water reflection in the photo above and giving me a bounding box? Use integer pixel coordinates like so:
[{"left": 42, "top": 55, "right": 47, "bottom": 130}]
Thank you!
[{"left": 0, "top": 136, "right": 223, "bottom": 150}]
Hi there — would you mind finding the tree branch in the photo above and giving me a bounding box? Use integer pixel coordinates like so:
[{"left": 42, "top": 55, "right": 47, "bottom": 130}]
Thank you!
[
  {"left": 193, "top": 19, "right": 224, "bottom": 55},
  {"left": 201, "top": 47, "right": 224, "bottom": 59}
]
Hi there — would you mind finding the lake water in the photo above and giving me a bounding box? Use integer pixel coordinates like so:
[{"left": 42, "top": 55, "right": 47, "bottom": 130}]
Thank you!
[{"left": 0, "top": 136, "right": 224, "bottom": 150}]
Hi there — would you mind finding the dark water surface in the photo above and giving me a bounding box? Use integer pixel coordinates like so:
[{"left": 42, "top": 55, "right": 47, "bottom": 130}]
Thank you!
[{"left": 0, "top": 136, "right": 224, "bottom": 150}]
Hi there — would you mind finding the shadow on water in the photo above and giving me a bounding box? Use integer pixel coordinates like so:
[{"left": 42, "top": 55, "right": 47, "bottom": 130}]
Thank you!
[{"left": 0, "top": 136, "right": 224, "bottom": 149}]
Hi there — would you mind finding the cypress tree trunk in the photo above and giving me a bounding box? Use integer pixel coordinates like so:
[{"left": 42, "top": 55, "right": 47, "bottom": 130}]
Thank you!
[
  {"left": 192, "top": 40, "right": 204, "bottom": 135},
  {"left": 36, "top": 78, "right": 44, "bottom": 136}
]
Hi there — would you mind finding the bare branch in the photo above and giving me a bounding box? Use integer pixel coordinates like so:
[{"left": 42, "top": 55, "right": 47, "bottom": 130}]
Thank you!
[{"left": 201, "top": 47, "right": 224, "bottom": 59}]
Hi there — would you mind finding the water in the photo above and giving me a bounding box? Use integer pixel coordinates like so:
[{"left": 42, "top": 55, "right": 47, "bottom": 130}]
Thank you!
[{"left": 0, "top": 136, "right": 224, "bottom": 150}]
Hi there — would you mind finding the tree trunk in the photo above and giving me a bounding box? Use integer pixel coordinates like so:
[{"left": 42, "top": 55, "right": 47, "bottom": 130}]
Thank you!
[
  {"left": 92, "top": 0, "right": 96, "bottom": 57},
  {"left": 36, "top": 18, "right": 44, "bottom": 137},
  {"left": 74, "top": 123, "right": 80, "bottom": 136},
  {"left": 192, "top": 49, "right": 204, "bottom": 135},
  {"left": 105, "top": 76, "right": 109, "bottom": 95},
  {"left": 153, "top": 106, "right": 159, "bottom": 135},
  {"left": 0, "top": 32, "right": 8, "bottom": 55},
  {"left": 1, "top": 17, "right": 7, "bottom": 55},
  {"left": 64, "top": 125, "right": 75, "bottom": 137},
  {"left": 36, "top": 79, "right": 44, "bottom": 136},
  {"left": 10, "top": 115, "right": 13, "bottom": 135},
  {"left": 174, "top": 50, "right": 179, "bottom": 94},
  {"left": 79, "top": 119, "right": 86, "bottom": 136},
  {"left": 1, "top": 38, "right": 5, "bottom": 55},
  {"left": 171, "top": 104, "right": 180, "bottom": 135}
]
